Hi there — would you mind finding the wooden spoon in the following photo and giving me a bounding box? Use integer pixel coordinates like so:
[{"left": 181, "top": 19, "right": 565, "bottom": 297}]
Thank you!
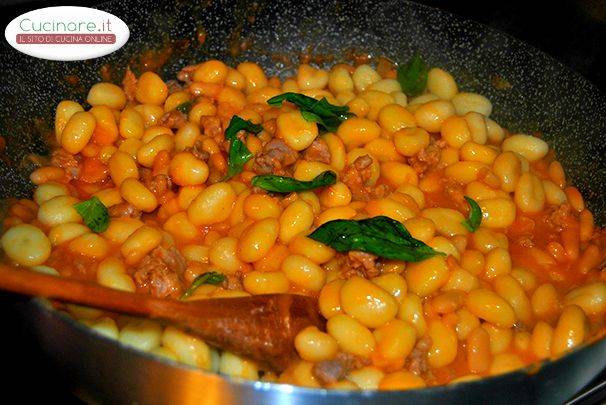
[{"left": 0, "top": 264, "right": 324, "bottom": 371}]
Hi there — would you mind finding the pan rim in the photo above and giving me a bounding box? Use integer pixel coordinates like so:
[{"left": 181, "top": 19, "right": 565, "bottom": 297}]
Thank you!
[
  {"left": 18, "top": 0, "right": 606, "bottom": 400},
  {"left": 30, "top": 294, "right": 601, "bottom": 399}
]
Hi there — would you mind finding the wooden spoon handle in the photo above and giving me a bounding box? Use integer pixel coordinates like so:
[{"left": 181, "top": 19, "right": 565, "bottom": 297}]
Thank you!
[
  {"left": 0, "top": 265, "right": 232, "bottom": 322},
  {"left": 0, "top": 264, "right": 164, "bottom": 317},
  {"left": 0, "top": 265, "right": 324, "bottom": 371}
]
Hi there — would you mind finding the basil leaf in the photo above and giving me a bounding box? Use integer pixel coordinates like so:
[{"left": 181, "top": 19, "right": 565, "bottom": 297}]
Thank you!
[
  {"left": 224, "top": 116, "right": 263, "bottom": 179},
  {"left": 226, "top": 137, "right": 254, "bottom": 179},
  {"left": 300, "top": 110, "right": 322, "bottom": 124},
  {"left": 308, "top": 216, "right": 443, "bottom": 262},
  {"left": 267, "top": 92, "right": 354, "bottom": 132},
  {"left": 176, "top": 100, "right": 194, "bottom": 114},
  {"left": 462, "top": 196, "right": 483, "bottom": 232},
  {"left": 73, "top": 196, "right": 110, "bottom": 233},
  {"left": 225, "top": 115, "right": 263, "bottom": 142},
  {"left": 396, "top": 53, "right": 429, "bottom": 97},
  {"left": 251, "top": 171, "right": 337, "bottom": 193},
  {"left": 180, "top": 271, "right": 226, "bottom": 300}
]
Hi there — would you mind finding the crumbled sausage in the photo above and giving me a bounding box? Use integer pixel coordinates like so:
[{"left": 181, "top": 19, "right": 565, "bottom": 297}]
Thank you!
[
  {"left": 165, "top": 79, "right": 183, "bottom": 94},
  {"left": 253, "top": 139, "right": 299, "bottom": 175},
  {"left": 407, "top": 335, "right": 432, "bottom": 377},
  {"left": 303, "top": 139, "right": 331, "bottom": 164},
  {"left": 122, "top": 67, "right": 137, "bottom": 101},
  {"left": 547, "top": 203, "right": 574, "bottom": 231},
  {"left": 149, "top": 174, "right": 173, "bottom": 203},
  {"left": 221, "top": 271, "right": 244, "bottom": 291},
  {"left": 50, "top": 149, "right": 80, "bottom": 180},
  {"left": 46, "top": 245, "right": 97, "bottom": 279},
  {"left": 200, "top": 116, "right": 224, "bottom": 142},
  {"left": 155, "top": 245, "right": 187, "bottom": 275},
  {"left": 159, "top": 110, "right": 187, "bottom": 129},
  {"left": 354, "top": 154, "right": 373, "bottom": 173},
  {"left": 185, "top": 140, "right": 211, "bottom": 161},
  {"left": 312, "top": 352, "right": 370, "bottom": 385},
  {"left": 108, "top": 202, "right": 141, "bottom": 219},
  {"left": 342, "top": 251, "right": 380, "bottom": 279},
  {"left": 133, "top": 246, "right": 186, "bottom": 299},
  {"left": 341, "top": 155, "right": 389, "bottom": 201},
  {"left": 140, "top": 168, "right": 173, "bottom": 204},
  {"left": 442, "top": 177, "right": 467, "bottom": 211},
  {"left": 177, "top": 64, "right": 198, "bottom": 83},
  {"left": 407, "top": 139, "right": 446, "bottom": 176},
  {"left": 340, "top": 155, "right": 371, "bottom": 201}
]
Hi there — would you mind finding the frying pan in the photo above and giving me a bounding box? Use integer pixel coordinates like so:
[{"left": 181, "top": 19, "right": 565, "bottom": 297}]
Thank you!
[{"left": 1, "top": 0, "right": 606, "bottom": 403}]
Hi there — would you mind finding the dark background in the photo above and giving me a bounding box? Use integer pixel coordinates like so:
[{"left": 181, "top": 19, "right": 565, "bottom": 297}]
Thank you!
[{"left": 0, "top": 0, "right": 605, "bottom": 403}]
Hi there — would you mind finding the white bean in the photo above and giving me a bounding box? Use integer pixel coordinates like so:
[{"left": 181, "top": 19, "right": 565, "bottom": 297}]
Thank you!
[
  {"left": 352, "top": 65, "right": 381, "bottom": 92},
  {"left": 502, "top": 134, "right": 549, "bottom": 162},
  {"left": 1, "top": 224, "right": 51, "bottom": 266},
  {"left": 452, "top": 92, "right": 492, "bottom": 116},
  {"left": 162, "top": 326, "right": 213, "bottom": 370},
  {"left": 119, "top": 319, "right": 163, "bottom": 351},
  {"left": 37, "top": 195, "right": 81, "bottom": 227}
]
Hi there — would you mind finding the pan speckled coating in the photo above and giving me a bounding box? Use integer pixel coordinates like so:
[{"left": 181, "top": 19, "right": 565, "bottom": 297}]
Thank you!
[
  {"left": 1, "top": 0, "right": 605, "bottom": 221},
  {"left": 2, "top": 0, "right": 606, "bottom": 403}
]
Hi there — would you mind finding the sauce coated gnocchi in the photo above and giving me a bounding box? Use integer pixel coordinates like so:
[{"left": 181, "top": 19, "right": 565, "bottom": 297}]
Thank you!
[{"left": 3, "top": 57, "right": 606, "bottom": 390}]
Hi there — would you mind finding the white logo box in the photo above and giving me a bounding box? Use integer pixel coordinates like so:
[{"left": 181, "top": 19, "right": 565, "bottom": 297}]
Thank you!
[{"left": 5, "top": 6, "right": 130, "bottom": 61}]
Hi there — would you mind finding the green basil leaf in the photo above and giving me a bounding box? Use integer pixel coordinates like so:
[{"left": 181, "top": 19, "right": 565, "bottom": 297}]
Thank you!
[
  {"left": 73, "top": 196, "right": 110, "bottom": 233},
  {"left": 176, "top": 100, "right": 194, "bottom": 115},
  {"left": 226, "top": 137, "right": 254, "bottom": 179},
  {"left": 462, "top": 196, "right": 483, "bottom": 232},
  {"left": 396, "top": 53, "right": 429, "bottom": 97},
  {"left": 225, "top": 116, "right": 263, "bottom": 142},
  {"left": 300, "top": 110, "right": 322, "bottom": 124},
  {"left": 224, "top": 116, "right": 263, "bottom": 179},
  {"left": 180, "top": 271, "right": 226, "bottom": 300},
  {"left": 251, "top": 171, "right": 337, "bottom": 193},
  {"left": 267, "top": 92, "right": 354, "bottom": 132},
  {"left": 308, "top": 216, "right": 443, "bottom": 262}
]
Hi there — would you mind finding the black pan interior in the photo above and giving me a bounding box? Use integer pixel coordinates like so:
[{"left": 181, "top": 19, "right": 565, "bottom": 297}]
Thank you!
[
  {"left": 1, "top": 0, "right": 606, "bottom": 403},
  {"left": 0, "top": 0, "right": 605, "bottom": 222}
]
